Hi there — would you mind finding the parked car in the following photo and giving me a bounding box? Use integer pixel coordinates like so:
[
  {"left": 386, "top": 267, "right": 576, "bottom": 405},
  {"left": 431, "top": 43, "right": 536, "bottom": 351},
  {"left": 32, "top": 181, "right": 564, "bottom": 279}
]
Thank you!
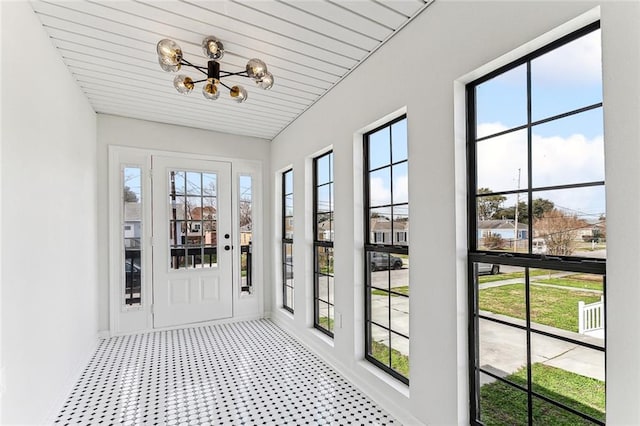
[
  {"left": 477, "top": 263, "right": 499, "bottom": 275},
  {"left": 370, "top": 252, "right": 404, "bottom": 271}
]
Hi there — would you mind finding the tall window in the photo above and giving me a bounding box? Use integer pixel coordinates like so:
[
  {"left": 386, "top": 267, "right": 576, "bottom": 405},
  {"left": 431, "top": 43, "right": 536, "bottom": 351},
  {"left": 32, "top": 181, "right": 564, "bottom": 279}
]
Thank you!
[
  {"left": 313, "top": 151, "right": 334, "bottom": 336},
  {"left": 468, "top": 23, "right": 606, "bottom": 425},
  {"left": 364, "top": 116, "right": 409, "bottom": 383},
  {"left": 239, "top": 175, "right": 253, "bottom": 295},
  {"left": 123, "top": 167, "right": 142, "bottom": 306},
  {"left": 282, "top": 169, "right": 294, "bottom": 312}
]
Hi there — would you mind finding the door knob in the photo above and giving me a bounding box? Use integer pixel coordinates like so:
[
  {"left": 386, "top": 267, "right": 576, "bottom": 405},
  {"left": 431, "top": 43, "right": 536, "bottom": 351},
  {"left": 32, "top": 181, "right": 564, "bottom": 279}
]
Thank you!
[
  {"left": 224, "top": 233, "right": 230, "bottom": 239},
  {"left": 224, "top": 245, "right": 231, "bottom": 251}
]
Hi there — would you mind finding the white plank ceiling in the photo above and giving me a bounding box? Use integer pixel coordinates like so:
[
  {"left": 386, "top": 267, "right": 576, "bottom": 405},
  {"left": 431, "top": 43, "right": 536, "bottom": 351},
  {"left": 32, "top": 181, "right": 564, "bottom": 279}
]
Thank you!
[{"left": 30, "top": 0, "right": 433, "bottom": 140}]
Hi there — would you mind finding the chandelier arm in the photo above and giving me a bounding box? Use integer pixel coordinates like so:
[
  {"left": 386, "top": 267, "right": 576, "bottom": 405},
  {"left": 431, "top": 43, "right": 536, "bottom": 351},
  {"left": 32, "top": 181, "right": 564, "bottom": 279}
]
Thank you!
[
  {"left": 191, "top": 78, "right": 209, "bottom": 84},
  {"left": 180, "top": 59, "right": 208, "bottom": 75},
  {"left": 218, "top": 81, "right": 233, "bottom": 91},
  {"left": 219, "top": 70, "right": 250, "bottom": 78}
]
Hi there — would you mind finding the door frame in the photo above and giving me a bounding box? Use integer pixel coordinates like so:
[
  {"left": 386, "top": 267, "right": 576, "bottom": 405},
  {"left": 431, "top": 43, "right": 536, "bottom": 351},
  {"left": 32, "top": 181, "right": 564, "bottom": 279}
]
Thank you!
[{"left": 108, "top": 146, "right": 264, "bottom": 335}]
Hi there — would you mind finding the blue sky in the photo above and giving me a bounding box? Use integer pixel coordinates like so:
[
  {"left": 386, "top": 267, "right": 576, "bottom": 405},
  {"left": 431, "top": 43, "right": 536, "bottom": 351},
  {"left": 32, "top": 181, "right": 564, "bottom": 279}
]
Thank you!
[{"left": 475, "top": 29, "right": 606, "bottom": 220}]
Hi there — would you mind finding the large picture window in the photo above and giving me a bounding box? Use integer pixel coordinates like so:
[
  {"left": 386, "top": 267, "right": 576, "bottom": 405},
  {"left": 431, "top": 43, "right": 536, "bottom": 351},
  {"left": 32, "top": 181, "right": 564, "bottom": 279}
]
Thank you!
[
  {"left": 282, "top": 169, "right": 294, "bottom": 313},
  {"left": 467, "top": 23, "right": 606, "bottom": 425},
  {"left": 313, "top": 151, "right": 334, "bottom": 336},
  {"left": 364, "top": 116, "right": 409, "bottom": 383}
]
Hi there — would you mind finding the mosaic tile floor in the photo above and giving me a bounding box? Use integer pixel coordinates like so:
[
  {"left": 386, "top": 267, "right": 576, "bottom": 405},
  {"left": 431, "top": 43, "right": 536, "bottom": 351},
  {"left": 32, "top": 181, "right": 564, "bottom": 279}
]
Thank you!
[{"left": 55, "top": 319, "right": 399, "bottom": 425}]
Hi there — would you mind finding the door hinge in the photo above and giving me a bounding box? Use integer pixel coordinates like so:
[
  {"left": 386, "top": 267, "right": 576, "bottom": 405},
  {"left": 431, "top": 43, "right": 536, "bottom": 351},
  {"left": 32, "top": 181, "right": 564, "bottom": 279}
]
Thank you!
[{"left": 150, "top": 304, "right": 154, "bottom": 314}]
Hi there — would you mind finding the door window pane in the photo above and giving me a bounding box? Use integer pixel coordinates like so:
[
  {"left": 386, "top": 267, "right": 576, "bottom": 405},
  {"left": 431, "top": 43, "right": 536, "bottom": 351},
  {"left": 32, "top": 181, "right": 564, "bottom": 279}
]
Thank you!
[
  {"left": 239, "top": 175, "right": 253, "bottom": 295},
  {"left": 169, "top": 170, "right": 217, "bottom": 269},
  {"left": 123, "top": 167, "right": 142, "bottom": 306}
]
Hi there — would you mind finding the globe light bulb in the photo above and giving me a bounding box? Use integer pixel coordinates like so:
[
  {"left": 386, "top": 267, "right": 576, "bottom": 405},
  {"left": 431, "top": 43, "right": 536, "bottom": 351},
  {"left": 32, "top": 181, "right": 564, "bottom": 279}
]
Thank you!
[
  {"left": 173, "top": 75, "right": 194, "bottom": 94},
  {"left": 246, "top": 58, "right": 268, "bottom": 80},
  {"left": 158, "top": 57, "right": 181, "bottom": 72},
  {"left": 230, "top": 85, "right": 248, "bottom": 103},
  {"left": 202, "top": 36, "right": 224, "bottom": 60},
  {"left": 156, "top": 39, "right": 182, "bottom": 66},
  {"left": 257, "top": 72, "right": 274, "bottom": 90},
  {"left": 202, "top": 81, "right": 220, "bottom": 100}
]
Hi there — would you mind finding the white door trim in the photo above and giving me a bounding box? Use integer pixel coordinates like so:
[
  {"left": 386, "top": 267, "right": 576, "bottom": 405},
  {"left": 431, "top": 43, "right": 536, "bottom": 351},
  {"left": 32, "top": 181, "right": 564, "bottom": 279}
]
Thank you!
[{"left": 108, "top": 146, "right": 264, "bottom": 335}]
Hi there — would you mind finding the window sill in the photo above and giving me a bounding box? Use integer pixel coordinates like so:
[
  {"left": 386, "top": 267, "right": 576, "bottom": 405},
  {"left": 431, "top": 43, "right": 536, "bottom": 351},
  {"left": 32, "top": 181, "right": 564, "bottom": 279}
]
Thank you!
[
  {"left": 357, "top": 359, "right": 410, "bottom": 398},
  {"left": 310, "top": 327, "right": 335, "bottom": 348}
]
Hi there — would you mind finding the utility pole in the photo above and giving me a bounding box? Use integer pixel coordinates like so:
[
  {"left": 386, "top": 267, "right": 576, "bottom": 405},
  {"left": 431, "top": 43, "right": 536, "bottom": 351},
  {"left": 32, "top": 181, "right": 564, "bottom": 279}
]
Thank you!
[{"left": 514, "top": 168, "right": 521, "bottom": 252}]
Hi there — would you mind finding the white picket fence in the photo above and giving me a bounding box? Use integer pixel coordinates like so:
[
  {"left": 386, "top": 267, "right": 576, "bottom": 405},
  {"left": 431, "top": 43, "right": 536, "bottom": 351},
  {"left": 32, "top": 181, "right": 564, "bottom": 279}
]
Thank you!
[{"left": 578, "top": 296, "right": 605, "bottom": 337}]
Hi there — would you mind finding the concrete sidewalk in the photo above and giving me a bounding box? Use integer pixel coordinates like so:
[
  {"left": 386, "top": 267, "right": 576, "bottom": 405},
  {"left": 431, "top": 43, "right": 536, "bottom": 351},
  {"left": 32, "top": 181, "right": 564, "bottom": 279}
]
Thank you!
[{"left": 479, "top": 312, "right": 604, "bottom": 385}]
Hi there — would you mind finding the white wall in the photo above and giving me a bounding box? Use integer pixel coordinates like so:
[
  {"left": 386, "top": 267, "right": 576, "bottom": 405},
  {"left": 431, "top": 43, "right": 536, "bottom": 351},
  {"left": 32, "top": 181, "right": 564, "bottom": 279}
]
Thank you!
[
  {"left": 269, "top": 1, "right": 640, "bottom": 424},
  {"left": 97, "top": 114, "right": 271, "bottom": 332},
  {"left": 1, "top": 2, "right": 99, "bottom": 424}
]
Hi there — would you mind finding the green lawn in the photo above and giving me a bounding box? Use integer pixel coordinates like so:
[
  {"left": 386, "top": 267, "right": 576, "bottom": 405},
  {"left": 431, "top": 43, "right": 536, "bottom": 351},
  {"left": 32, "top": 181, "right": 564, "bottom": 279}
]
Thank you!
[
  {"left": 480, "top": 363, "right": 605, "bottom": 425},
  {"left": 479, "top": 284, "right": 602, "bottom": 332},
  {"left": 317, "top": 316, "right": 333, "bottom": 332},
  {"left": 370, "top": 340, "right": 409, "bottom": 378},
  {"left": 371, "top": 286, "right": 409, "bottom": 297},
  {"left": 478, "top": 269, "right": 551, "bottom": 284},
  {"left": 533, "top": 274, "right": 603, "bottom": 291}
]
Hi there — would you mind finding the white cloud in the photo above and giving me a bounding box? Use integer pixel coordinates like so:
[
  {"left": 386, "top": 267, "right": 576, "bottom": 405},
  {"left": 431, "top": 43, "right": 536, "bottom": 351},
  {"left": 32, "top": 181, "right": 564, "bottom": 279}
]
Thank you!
[
  {"left": 393, "top": 175, "right": 409, "bottom": 204},
  {"left": 532, "top": 30, "right": 601, "bottom": 85},
  {"left": 476, "top": 122, "right": 606, "bottom": 217},
  {"left": 369, "top": 176, "right": 390, "bottom": 207}
]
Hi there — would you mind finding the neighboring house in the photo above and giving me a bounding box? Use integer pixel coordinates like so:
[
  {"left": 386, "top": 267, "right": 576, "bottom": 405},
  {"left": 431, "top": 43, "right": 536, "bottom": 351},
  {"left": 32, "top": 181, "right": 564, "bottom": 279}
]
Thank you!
[
  {"left": 478, "top": 219, "right": 528, "bottom": 242},
  {"left": 575, "top": 221, "right": 606, "bottom": 242},
  {"left": 240, "top": 224, "right": 252, "bottom": 246},
  {"left": 370, "top": 217, "right": 409, "bottom": 246},
  {"left": 316, "top": 216, "right": 334, "bottom": 242},
  {"left": 284, "top": 217, "right": 294, "bottom": 239},
  {"left": 188, "top": 205, "right": 217, "bottom": 245},
  {"left": 124, "top": 202, "right": 141, "bottom": 248}
]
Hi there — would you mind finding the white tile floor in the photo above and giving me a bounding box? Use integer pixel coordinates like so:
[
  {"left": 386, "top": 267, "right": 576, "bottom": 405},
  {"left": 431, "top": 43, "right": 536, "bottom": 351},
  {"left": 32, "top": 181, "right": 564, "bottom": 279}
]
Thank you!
[{"left": 55, "top": 319, "right": 399, "bottom": 425}]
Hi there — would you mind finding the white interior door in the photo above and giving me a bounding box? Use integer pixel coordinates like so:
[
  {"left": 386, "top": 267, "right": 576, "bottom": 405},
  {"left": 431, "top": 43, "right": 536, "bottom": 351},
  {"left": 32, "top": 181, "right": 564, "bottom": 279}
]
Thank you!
[{"left": 152, "top": 156, "right": 233, "bottom": 328}]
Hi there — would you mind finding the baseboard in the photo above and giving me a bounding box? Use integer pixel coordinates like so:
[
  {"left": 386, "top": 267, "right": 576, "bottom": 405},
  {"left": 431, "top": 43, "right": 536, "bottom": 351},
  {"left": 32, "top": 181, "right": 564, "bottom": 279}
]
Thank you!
[
  {"left": 108, "top": 313, "right": 265, "bottom": 337},
  {"left": 43, "top": 333, "right": 101, "bottom": 425},
  {"left": 270, "top": 314, "right": 423, "bottom": 426}
]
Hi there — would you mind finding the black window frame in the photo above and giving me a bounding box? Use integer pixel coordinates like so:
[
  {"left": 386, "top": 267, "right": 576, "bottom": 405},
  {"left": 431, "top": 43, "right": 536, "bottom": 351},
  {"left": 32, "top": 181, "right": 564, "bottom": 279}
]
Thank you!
[
  {"left": 467, "top": 22, "right": 606, "bottom": 425},
  {"left": 363, "top": 114, "right": 410, "bottom": 385},
  {"left": 282, "top": 168, "right": 294, "bottom": 313},
  {"left": 313, "top": 150, "right": 335, "bottom": 337}
]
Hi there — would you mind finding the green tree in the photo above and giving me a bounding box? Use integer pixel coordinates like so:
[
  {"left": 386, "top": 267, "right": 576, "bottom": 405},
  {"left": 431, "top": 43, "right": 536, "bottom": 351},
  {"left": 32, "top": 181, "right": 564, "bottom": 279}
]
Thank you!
[
  {"left": 532, "top": 198, "right": 555, "bottom": 219},
  {"left": 495, "top": 201, "right": 528, "bottom": 224},
  {"left": 477, "top": 188, "right": 506, "bottom": 220},
  {"left": 124, "top": 185, "right": 138, "bottom": 202},
  {"left": 492, "top": 198, "right": 554, "bottom": 224}
]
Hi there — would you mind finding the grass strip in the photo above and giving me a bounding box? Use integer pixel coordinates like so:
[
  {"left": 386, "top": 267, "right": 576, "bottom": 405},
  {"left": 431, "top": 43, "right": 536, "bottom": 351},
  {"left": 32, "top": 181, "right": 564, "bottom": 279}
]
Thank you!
[
  {"left": 370, "top": 340, "right": 409, "bottom": 378},
  {"left": 480, "top": 363, "right": 604, "bottom": 425},
  {"left": 479, "top": 284, "right": 601, "bottom": 332}
]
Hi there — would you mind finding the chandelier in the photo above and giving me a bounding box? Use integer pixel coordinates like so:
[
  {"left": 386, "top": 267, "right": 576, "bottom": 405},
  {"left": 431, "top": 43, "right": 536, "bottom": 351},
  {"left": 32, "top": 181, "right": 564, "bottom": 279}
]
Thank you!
[{"left": 156, "top": 36, "right": 274, "bottom": 103}]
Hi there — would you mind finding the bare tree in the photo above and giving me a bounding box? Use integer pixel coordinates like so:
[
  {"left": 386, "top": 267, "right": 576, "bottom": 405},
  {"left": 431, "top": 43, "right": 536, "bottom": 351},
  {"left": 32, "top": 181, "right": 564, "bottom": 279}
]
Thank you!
[
  {"left": 534, "top": 209, "right": 588, "bottom": 256},
  {"left": 239, "top": 200, "right": 252, "bottom": 228}
]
